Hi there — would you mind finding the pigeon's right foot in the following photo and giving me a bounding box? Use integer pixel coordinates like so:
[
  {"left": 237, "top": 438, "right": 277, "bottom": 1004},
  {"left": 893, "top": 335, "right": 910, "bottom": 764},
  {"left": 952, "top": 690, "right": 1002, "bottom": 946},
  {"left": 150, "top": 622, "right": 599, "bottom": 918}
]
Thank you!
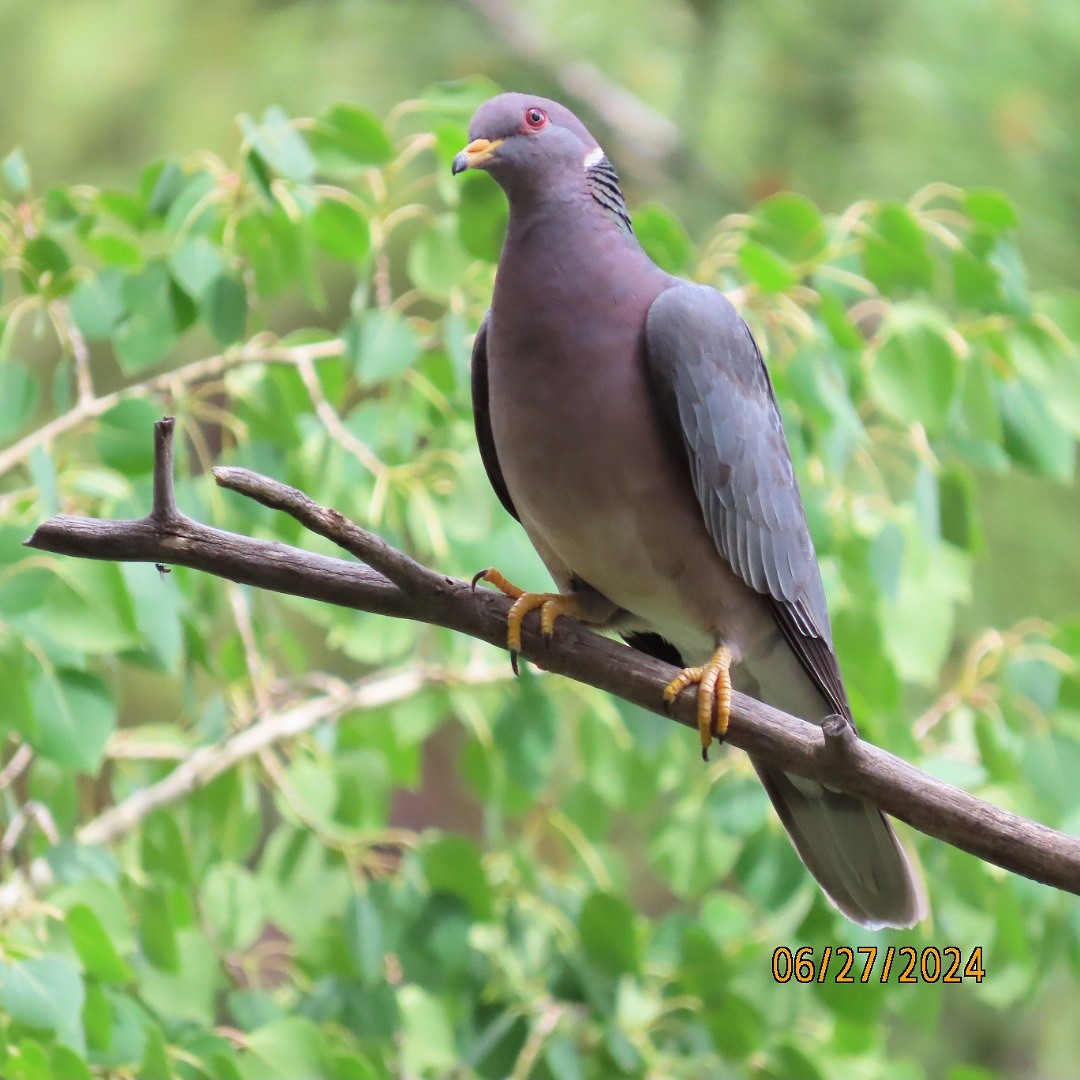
[{"left": 662, "top": 644, "right": 733, "bottom": 761}]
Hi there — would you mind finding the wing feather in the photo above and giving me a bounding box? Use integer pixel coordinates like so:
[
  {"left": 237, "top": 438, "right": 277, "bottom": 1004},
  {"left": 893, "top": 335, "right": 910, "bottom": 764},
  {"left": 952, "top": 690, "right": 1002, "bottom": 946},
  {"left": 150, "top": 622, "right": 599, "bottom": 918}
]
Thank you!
[
  {"left": 471, "top": 313, "right": 519, "bottom": 523},
  {"left": 644, "top": 284, "right": 851, "bottom": 720}
]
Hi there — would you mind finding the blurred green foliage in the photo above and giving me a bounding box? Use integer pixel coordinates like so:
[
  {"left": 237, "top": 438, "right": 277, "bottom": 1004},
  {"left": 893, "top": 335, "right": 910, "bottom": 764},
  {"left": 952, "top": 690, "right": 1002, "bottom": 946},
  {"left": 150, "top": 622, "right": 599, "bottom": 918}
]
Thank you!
[{"left": 0, "top": 9, "right": 1078, "bottom": 1078}]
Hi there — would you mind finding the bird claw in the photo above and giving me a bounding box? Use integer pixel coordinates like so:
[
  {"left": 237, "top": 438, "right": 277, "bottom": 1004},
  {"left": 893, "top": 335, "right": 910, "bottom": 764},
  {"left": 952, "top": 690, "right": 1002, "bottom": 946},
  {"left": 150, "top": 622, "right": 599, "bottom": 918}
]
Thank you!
[
  {"left": 471, "top": 567, "right": 525, "bottom": 599},
  {"left": 471, "top": 566, "right": 583, "bottom": 674},
  {"left": 662, "top": 645, "right": 733, "bottom": 761}
]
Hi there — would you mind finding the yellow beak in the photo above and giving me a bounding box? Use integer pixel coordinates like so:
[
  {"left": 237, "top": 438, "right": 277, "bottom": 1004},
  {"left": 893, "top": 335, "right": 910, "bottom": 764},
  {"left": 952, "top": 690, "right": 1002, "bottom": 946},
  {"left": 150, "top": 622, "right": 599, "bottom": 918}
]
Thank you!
[{"left": 452, "top": 137, "right": 504, "bottom": 174}]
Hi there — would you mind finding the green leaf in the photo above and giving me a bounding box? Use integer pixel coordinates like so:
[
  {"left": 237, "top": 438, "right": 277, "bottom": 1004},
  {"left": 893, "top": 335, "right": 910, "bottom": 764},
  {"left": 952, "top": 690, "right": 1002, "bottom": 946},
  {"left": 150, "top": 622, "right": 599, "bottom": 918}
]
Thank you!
[
  {"left": 867, "top": 311, "right": 959, "bottom": 433},
  {"left": 91, "top": 992, "right": 146, "bottom": 1068},
  {"left": 137, "top": 886, "right": 180, "bottom": 972},
  {"left": 3, "top": 147, "right": 30, "bottom": 194},
  {"left": 344, "top": 310, "right": 420, "bottom": 385},
  {"left": 861, "top": 203, "right": 934, "bottom": 293},
  {"left": 30, "top": 444, "right": 60, "bottom": 516},
  {"left": 398, "top": 987, "right": 457, "bottom": 1076},
  {"left": 115, "top": 260, "right": 186, "bottom": 370},
  {"left": 170, "top": 236, "right": 226, "bottom": 299},
  {"left": 83, "top": 230, "right": 142, "bottom": 268},
  {"left": 202, "top": 864, "right": 264, "bottom": 951},
  {"left": 749, "top": 192, "right": 826, "bottom": 263},
  {"left": 422, "top": 835, "right": 492, "bottom": 920},
  {"left": 632, "top": 202, "right": 694, "bottom": 275},
  {"left": 998, "top": 378, "right": 1075, "bottom": 481},
  {"left": 703, "top": 992, "right": 766, "bottom": 1059},
  {"left": 545, "top": 1035, "right": 585, "bottom": 1080},
  {"left": 245, "top": 146, "right": 275, "bottom": 201},
  {"left": 66, "top": 905, "right": 134, "bottom": 984},
  {"left": 492, "top": 673, "right": 557, "bottom": 793},
  {"left": 1019, "top": 293, "right": 1080, "bottom": 436},
  {"left": 23, "top": 236, "right": 71, "bottom": 283},
  {"left": 604, "top": 1028, "right": 641, "bottom": 1073},
  {"left": 164, "top": 169, "right": 218, "bottom": 235},
  {"left": 309, "top": 198, "right": 371, "bottom": 261},
  {"left": 146, "top": 160, "right": 185, "bottom": 216},
  {"left": 202, "top": 275, "right": 247, "bottom": 345},
  {"left": 965, "top": 188, "right": 1018, "bottom": 231},
  {"left": 0, "top": 957, "right": 85, "bottom": 1053},
  {"left": 3, "top": 1040, "right": 52, "bottom": 1080},
  {"left": 458, "top": 172, "right": 507, "bottom": 262},
  {"left": 210, "top": 1052, "right": 246, "bottom": 1080},
  {"left": 761, "top": 1042, "right": 827, "bottom": 1080},
  {"left": 61, "top": 883, "right": 135, "bottom": 954},
  {"left": 309, "top": 103, "right": 393, "bottom": 168},
  {"left": 238, "top": 1017, "right": 326, "bottom": 1080},
  {"left": 235, "top": 206, "right": 308, "bottom": 297},
  {"left": 228, "top": 990, "right": 283, "bottom": 1033},
  {"left": 96, "top": 188, "right": 147, "bottom": 229},
  {"left": 44, "top": 186, "right": 80, "bottom": 224},
  {"left": 33, "top": 558, "right": 140, "bottom": 655},
  {"left": 738, "top": 240, "right": 797, "bottom": 292},
  {"left": 578, "top": 892, "right": 639, "bottom": 976},
  {"left": 939, "top": 465, "right": 983, "bottom": 552},
  {"left": 140, "top": 811, "right": 193, "bottom": 884},
  {"left": 120, "top": 560, "right": 183, "bottom": 671},
  {"left": 69, "top": 270, "right": 126, "bottom": 340},
  {"left": 82, "top": 980, "right": 111, "bottom": 1052},
  {"left": 51, "top": 1047, "right": 91, "bottom": 1080},
  {"left": 407, "top": 216, "right": 471, "bottom": 299},
  {"left": 960, "top": 352, "right": 1004, "bottom": 444},
  {"left": 114, "top": 315, "right": 177, "bottom": 372},
  {"left": 817, "top": 291, "right": 864, "bottom": 351},
  {"left": 44, "top": 843, "right": 121, "bottom": 890},
  {"left": 345, "top": 891, "right": 385, "bottom": 985},
  {"left": 648, "top": 802, "right": 740, "bottom": 897},
  {"left": 138, "top": 1022, "right": 170, "bottom": 1080},
  {"left": 137, "top": 929, "right": 221, "bottom": 1026},
  {"left": 29, "top": 669, "right": 115, "bottom": 773},
  {"left": 241, "top": 106, "right": 316, "bottom": 182},
  {"left": 953, "top": 245, "right": 1003, "bottom": 311},
  {"left": 0, "top": 640, "right": 34, "bottom": 733},
  {"left": 0, "top": 360, "right": 39, "bottom": 440},
  {"left": 95, "top": 398, "right": 161, "bottom": 475}
]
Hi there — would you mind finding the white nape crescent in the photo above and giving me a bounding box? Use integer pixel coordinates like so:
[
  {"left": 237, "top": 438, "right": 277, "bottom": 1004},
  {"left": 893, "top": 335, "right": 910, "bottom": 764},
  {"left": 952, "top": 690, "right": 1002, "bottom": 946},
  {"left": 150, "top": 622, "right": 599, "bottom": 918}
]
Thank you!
[{"left": 583, "top": 146, "right": 605, "bottom": 168}]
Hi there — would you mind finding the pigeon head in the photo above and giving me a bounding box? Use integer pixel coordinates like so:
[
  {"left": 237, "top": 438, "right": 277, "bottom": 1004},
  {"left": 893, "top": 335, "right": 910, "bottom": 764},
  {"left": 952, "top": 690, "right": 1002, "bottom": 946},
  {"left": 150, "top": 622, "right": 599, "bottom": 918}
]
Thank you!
[{"left": 452, "top": 92, "right": 605, "bottom": 199}]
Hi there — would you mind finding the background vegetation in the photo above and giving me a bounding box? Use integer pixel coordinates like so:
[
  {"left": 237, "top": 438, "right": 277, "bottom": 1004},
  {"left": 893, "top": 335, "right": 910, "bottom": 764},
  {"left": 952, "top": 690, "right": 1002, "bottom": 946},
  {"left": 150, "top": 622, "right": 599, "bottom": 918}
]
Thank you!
[{"left": 0, "top": 1, "right": 1078, "bottom": 1077}]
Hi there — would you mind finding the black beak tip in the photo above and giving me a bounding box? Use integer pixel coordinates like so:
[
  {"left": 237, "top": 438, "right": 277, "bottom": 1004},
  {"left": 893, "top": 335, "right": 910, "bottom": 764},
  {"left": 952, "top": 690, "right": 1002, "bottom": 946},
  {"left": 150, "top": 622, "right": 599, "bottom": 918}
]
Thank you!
[{"left": 451, "top": 153, "right": 468, "bottom": 176}]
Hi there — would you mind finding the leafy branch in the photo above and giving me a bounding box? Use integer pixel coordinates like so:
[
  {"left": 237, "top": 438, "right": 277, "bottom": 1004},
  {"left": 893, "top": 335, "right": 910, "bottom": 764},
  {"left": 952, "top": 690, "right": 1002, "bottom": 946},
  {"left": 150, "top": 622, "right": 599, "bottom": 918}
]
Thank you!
[
  {"left": 25, "top": 418, "right": 1080, "bottom": 899},
  {"left": 0, "top": 658, "right": 511, "bottom": 914},
  {"left": 0, "top": 336, "right": 344, "bottom": 481}
]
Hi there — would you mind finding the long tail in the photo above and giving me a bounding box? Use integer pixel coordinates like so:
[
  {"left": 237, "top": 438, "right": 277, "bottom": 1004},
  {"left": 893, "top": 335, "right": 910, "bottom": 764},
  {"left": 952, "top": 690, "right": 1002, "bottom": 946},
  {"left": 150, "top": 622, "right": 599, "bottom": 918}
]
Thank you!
[
  {"left": 752, "top": 759, "right": 925, "bottom": 928},
  {"left": 626, "top": 631, "right": 926, "bottom": 927}
]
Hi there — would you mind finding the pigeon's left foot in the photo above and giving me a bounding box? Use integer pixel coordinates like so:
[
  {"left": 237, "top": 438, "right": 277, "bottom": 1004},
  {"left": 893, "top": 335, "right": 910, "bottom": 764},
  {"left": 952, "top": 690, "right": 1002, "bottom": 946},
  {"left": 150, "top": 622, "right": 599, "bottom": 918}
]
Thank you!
[
  {"left": 662, "top": 644, "right": 733, "bottom": 761},
  {"left": 471, "top": 568, "right": 588, "bottom": 674}
]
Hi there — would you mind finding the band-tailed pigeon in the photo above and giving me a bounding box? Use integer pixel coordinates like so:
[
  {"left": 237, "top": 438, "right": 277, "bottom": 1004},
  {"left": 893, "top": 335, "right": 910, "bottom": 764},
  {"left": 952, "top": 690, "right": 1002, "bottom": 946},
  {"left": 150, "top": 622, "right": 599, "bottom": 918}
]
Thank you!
[{"left": 453, "top": 92, "right": 925, "bottom": 928}]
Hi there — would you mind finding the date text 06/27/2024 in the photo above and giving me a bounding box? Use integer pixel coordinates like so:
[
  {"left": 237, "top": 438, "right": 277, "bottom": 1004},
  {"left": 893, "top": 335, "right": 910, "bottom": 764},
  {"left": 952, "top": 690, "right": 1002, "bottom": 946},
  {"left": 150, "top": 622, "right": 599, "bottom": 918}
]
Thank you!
[{"left": 771, "top": 946, "right": 986, "bottom": 984}]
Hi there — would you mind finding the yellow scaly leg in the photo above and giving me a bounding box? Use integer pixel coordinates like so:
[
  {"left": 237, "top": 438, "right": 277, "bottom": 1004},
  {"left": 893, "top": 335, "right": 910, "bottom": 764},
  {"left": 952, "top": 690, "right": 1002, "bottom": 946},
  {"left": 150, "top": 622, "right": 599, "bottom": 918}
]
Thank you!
[
  {"left": 662, "top": 644, "right": 733, "bottom": 761},
  {"left": 472, "top": 567, "right": 589, "bottom": 674}
]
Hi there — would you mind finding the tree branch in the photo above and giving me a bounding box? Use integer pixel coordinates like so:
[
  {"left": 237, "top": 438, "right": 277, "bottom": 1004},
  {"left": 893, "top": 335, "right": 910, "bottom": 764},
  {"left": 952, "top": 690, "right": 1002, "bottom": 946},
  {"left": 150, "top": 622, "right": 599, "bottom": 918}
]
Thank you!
[{"left": 24, "top": 419, "right": 1080, "bottom": 899}]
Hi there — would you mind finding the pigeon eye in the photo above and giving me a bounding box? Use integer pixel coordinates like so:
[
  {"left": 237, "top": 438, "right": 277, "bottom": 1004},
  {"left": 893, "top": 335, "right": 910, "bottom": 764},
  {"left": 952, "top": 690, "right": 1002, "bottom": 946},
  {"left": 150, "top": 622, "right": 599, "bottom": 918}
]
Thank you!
[{"left": 524, "top": 107, "right": 547, "bottom": 130}]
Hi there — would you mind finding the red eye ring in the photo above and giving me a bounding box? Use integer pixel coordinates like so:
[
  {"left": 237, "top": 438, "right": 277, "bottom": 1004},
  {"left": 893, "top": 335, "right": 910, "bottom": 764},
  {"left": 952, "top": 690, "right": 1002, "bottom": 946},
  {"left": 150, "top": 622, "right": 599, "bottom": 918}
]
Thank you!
[{"left": 524, "top": 107, "right": 548, "bottom": 130}]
